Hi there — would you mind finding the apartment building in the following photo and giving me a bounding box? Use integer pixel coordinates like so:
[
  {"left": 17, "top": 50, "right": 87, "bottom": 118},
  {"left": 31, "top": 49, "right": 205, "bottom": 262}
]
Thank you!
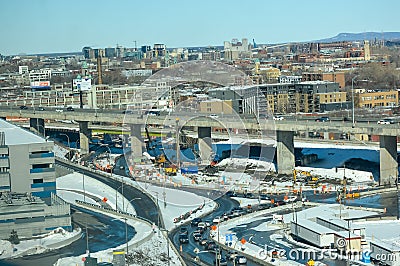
[
  {"left": 302, "top": 72, "right": 345, "bottom": 89},
  {"left": 358, "top": 90, "right": 399, "bottom": 108},
  {"left": 259, "top": 81, "right": 344, "bottom": 114}
]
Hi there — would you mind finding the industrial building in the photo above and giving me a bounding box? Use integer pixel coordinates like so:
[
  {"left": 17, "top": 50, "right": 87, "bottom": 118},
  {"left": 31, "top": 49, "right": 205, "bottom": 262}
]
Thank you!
[
  {"left": 0, "top": 119, "right": 56, "bottom": 199},
  {"left": 370, "top": 240, "right": 400, "bottom": 266},
  {"left": 291, "top": 218, "right": 363, "bottom": 252},
  {"left": 290, "top": 218, "right": 336, "bottom": 248},
  {"left": 0, "top": 192, "right": 71, "bottom": 239}
]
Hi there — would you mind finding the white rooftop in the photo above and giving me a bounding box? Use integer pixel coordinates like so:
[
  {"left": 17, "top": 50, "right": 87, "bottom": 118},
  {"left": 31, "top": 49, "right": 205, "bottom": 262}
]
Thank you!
[
  {"left": 0, "top": 119, "right": 46, "bottom": 145},
  {"left": 292, "top": 218, "right": 335, "bottom": 235}
]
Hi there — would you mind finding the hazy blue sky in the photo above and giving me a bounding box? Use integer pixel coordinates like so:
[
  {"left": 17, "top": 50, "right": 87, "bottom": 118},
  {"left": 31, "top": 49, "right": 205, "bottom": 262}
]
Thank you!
[{"left": 0, "top": 0, "right": 398, "bottom": 55}]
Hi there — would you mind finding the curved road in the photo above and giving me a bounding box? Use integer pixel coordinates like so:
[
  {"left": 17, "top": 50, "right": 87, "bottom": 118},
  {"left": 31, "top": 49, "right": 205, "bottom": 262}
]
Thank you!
[
  {"left": 56, "top": 159, "right": 161, "bottom": 226},
  {"left": 171, "top": 193, "right": 259, "bottom": 266}
]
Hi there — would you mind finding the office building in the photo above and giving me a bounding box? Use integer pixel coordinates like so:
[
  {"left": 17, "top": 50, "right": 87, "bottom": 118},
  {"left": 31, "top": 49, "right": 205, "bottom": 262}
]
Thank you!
[{"left": 0, "top": 119, "right": 55, "bottom": 199}]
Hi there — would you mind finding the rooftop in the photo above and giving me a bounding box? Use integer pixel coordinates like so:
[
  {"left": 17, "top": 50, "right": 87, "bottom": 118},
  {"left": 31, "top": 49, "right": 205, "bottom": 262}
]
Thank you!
[{"left": 0, "top": 119, "right": 47, "bottom": 145}]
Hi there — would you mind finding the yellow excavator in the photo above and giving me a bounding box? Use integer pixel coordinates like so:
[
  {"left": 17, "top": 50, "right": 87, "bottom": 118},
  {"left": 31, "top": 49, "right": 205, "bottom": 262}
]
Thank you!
[{"left": 293, "top": 169, "right": 319, "bottom": 186}]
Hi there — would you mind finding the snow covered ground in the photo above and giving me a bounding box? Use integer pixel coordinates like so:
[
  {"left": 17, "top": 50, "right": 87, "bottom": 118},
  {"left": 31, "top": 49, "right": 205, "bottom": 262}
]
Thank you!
[
  {"left": 120, "top": 178, "right": 217, "bottom": 231},
  {"left": 0, "top": 228, "right": 81, "bottom": 260},
  {"left": 354, "top": 220, "right": 400, "bottom": 248},
  {"left": 54, "top": 209, "right": 182, "bottom": 266},
  {"left": 57, "top": 173, "right": 136, "bottom": 214},
  {"left": 213, "top": 203, "right": 381, "bottom": 265}
]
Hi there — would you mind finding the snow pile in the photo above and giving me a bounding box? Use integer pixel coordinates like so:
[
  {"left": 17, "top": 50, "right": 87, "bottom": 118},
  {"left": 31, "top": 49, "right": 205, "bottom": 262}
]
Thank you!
[
  {"left": 218, "top": 158, "right": 276, "bottom": 171},
  {"left": 296, "top": 166, "right": 374, "bottom": 184}
]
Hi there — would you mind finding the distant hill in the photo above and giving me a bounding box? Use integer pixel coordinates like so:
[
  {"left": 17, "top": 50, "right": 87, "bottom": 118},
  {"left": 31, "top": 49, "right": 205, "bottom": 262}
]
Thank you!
[{"left": 315, "top": 32, "right": 400, "bottom": 43}]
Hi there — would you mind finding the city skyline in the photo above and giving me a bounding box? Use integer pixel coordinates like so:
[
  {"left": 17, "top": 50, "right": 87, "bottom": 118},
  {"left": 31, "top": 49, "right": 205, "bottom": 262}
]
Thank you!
[{"left": 0, "top": 0, "right": 399, "bottom": 55}]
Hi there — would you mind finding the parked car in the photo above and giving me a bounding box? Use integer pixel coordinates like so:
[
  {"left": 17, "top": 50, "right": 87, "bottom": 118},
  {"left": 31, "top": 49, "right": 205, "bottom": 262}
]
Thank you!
[
  {"left": 122, "top": 109, "right": 134, "bottom": 114},
  {"left": 192, "top": 232, "right": 202, "bottom": 241},
  {"left": 56, "top": 109, "right": 63, "bottom": 113},
  {"left": 377, "top": 119, "right": 394, "bottom": 124},
  {"left": 66, "top": 106, "right": 74, "bottom": 111},
  {"left": 260, "top": 194, "right": 270, "bottom": 200},
  {"left": 213, "top": 216, "right": 221, "bottom": 223},
  {"left": 273, "top": 115, "right": 284, "bottom": 120},
  {"left": 204, "top": 219, "right": 212, "bottom": 227},
  {"left": 199, "top": 237, "right": 208, "bottom": 245},
  {"left": 191, "top": 218, "right": 202, "bottom": 227},
  {"left": 197, "top": 222, "right": 207, "bottom": 229},
  {"left": 178, "top": 234, "right": 189, "bottom": 244},
  {"left": 226, "top": 190, "right": 237, "bottom": 197},
  {"left": 37, "top": 107, "right": 45, "bottom": 111},
  {"left": 235, "top": 255, "right": 248, "bottom": 264},
  {"left": 226, "top": 250, "right": 238, "bottom": 260},
  {"left": 315, "top": 116, "right": 330, "bottom": 122},
  {"left": 19, "top": 105, "right": 28, "bottom": 110}
]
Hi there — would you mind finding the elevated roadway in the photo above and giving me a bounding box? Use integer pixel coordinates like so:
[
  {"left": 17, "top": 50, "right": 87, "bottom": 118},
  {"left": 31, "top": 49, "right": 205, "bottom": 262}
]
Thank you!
[{"left": 1, "top": 107, "right": 398, "bottom": 185}]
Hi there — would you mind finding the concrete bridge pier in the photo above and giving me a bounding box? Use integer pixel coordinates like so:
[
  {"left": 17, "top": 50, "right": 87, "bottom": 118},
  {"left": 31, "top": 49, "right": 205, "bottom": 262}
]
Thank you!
[
  {"left": 29, "top": 118, "right": 45, "bottom": 136},
  {"left": 130, "top": 124, "right": 143, "bottom": 159},
  {"left": 198, "top": 126, "right": 212, "bottom": 164},
  {"left": 277, "top": 130, "right": 295, "bottom": 175},
  {"left": 379, "top": 135, "right": 398, "bottom": 186},
  {"left": 78, "top": 121, "right": 91, "bottom": 154}
]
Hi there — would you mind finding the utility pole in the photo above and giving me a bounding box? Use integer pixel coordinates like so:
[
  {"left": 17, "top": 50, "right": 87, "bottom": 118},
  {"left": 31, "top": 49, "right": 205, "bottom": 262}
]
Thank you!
[{"left": 175, "top": 118, "right": 180, "bottom": 168}]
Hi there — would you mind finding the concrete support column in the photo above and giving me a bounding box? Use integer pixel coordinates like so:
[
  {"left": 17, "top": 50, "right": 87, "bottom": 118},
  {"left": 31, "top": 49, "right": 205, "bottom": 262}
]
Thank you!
[
  {"left": 130, "top": 124, "right": 142, "bottom": 159},
  {"left": 198, "top": 127, "right": 212, "bottom": 164},
  {"left": 277, "top": 130, "right": 295, "bottom": 175},
  {"left": 379, "top": 135, "right": 398, "bottom": 186},
  {"left": 29, "top": 118, "right": 45, "bottom": 136},
  {"left": 78, "top": 121, "right": 91, "bottom": 154}
]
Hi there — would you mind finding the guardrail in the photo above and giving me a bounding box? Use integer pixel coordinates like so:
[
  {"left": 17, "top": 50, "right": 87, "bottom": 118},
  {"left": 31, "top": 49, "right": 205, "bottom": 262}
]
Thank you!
[
  {"left": 75, "top": 200, "right": 154, "bottom": 250},
  {"left": 56, "top": 157, "right": 186, "bottom": 265}
]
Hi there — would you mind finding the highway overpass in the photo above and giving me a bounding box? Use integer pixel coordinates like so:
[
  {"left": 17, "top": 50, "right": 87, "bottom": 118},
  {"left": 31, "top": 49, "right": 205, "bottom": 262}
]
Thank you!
[{"left": 0, "top": 107, "right": 398, "bottom": 185}]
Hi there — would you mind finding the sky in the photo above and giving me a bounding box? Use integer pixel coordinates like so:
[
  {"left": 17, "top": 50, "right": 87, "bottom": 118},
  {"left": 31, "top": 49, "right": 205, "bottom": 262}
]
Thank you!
[{"left": 0, "top": 0, "right": 399, "bottom": 55}]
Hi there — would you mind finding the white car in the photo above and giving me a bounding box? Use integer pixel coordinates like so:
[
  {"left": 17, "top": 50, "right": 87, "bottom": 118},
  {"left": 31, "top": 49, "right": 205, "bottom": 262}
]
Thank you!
[
  {"left": 213, "top": 216, "right": 221, "bottom": 223},
  {"left": 209, "top": 114, "right": 219, "bottom": 119},
  {"left": 273, "top": 116, "right": 284, "bottom": 120},
  {"left": 377, "top": 119, "right": 394, "bottom": 125}
]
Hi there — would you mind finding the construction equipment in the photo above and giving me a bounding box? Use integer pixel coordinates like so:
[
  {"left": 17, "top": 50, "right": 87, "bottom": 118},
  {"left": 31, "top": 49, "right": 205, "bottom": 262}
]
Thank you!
[
  {"left": 144, "top": 126, "right": 177, "bottom": 175},
  {"left": 293, "top": 169, "right": 319, "bottom": 186}
]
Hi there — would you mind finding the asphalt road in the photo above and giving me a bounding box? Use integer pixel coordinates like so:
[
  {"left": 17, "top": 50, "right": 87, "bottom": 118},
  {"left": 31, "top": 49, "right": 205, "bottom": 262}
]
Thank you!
[
  {"left": 56, "top": 159, "right": 161, "bottom": 227},
  {"left": 170, "top": 193, "right": 259, "bottom": 266},
  {"left": 1, "top": 206, "right": 134, "bottom": 266}
]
